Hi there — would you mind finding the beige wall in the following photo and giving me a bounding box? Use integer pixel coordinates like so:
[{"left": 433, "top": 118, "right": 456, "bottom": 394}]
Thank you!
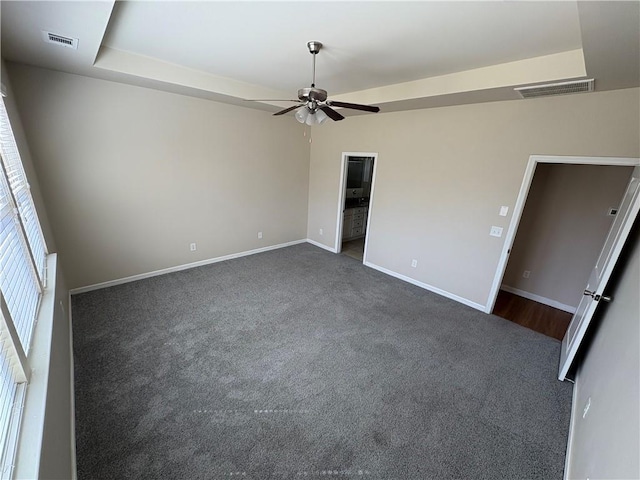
[
  {"left": 567, "top": 225, "right": 640, "bottom": 479},
  {"left": 503, "top": 164, "right": 633, "bottom": 310},
  {"left": 307, "top": 88, "right": 640, "bottom": 308},
  {"left": 8, "top": 63, "right": 311, "bottom": 289}
]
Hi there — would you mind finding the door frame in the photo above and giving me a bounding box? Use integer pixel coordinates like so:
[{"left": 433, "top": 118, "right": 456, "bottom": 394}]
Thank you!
[
  {"left": 485, "top": 154, "right": 640, "bottom": 314},
  {"left": 335, "top": 152, "right": 379, "bottom": 261}
]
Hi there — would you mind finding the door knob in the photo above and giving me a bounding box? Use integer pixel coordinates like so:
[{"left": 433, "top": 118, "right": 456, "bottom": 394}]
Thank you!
[{"left": 584, "top": 289, "right": 612, "bottom": 302}]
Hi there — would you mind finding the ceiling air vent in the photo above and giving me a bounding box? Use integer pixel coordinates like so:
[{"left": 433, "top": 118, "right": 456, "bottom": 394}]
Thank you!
[
  {"left": 515, "top": 79, "right": 594, "bottom": 99},
  {"left": 42, "top": 31, "right": 78, "bottom": 49}
]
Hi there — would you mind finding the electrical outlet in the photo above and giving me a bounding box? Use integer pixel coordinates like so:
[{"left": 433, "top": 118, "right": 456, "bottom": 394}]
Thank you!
[
  {"left": 490, "top": 226, "right": 503, "bottom": 237},
  {"left": 258, "top": 232, "right": 263, "bottom": 239},
  {"left": 411, "top": 259, "right": 418, "bottom": 268},
  {"left": 319, "top": 228, "right": 323, "bottom": 236},
  {"left": 190, "top": 243, "right": 197, "bottom": 252},
  {"left": 522, "top": 270, "right": 531, "bottom": 279}
]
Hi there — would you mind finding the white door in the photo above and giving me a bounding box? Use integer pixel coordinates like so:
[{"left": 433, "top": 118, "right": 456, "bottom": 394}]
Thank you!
[{"left": 559, "top": 166, "right": 640, "bottom": 380}]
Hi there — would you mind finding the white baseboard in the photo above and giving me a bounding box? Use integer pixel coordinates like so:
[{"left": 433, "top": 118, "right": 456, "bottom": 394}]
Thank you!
[
  {"left": 70, "top": 239, "right": 307, "bottom": 295},
  {"left": 70, "top": 239, "right": 486, "bottom": 315},
  {"left": 500, "top": 285, "right": 577, "bottom": 313},
  {"left": 306, "top": 238, "right": 338, "bottom": 253},
  {"left": 364, "top": 261, "right": 486, "bottom": 312}
]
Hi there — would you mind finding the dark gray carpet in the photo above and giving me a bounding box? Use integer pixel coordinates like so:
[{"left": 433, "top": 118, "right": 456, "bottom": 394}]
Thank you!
[{"left": 72, "top": 243, "right": 573, "bottom": 479}]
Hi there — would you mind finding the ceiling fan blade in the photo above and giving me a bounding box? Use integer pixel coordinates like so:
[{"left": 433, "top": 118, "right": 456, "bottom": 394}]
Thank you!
[
  {"left": 273, "top": 104, "right": 304, "bottom": 116},
  {"left": 244, "top": 99, "right": 299, "bottom": 102},
  {"left": 327, "top": 101, "right": 380, "bottom": 113},
  {"left": 319, "top": 105, "right": 344, "bottom": 121}
]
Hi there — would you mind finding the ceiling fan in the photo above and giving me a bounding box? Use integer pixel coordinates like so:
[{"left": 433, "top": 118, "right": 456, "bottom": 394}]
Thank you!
[{"left": 248, "top": 41, "right": 380, "bottom": 125}]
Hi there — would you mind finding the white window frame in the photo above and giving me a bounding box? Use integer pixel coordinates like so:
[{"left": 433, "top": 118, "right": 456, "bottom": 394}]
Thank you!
[{"left": 0, "top": 89, "right": 49, "bottom": 479}]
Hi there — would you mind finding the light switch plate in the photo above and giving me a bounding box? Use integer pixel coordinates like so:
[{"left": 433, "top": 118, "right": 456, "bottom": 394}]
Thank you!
[
  {"left": 490, "top": 226, "right": 503, "bottom": 237},
  {"left": 499, "top": 206, "right": 509, "bottom": 216}
]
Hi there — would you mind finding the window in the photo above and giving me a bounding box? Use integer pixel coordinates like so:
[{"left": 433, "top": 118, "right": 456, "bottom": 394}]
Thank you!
[{"left": 0, "top": 92, "right": 48, "bottom": 478}]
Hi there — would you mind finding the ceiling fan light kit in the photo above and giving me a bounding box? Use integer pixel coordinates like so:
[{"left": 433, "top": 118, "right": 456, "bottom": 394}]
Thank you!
[
  {"left": 250, "top": 41, "right": 380, "bottom": 125},
  {"left": 295, "top": 107, "right": 329, "bottom": 125}
]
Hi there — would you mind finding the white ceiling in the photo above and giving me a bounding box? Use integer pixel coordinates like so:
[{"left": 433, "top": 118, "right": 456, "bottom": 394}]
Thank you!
[
  {"left": 102, "top": 1, "right": 583, "bottom": 95},
  {"left": 1, "top": 1, "right": 639, "bottom": 115}
]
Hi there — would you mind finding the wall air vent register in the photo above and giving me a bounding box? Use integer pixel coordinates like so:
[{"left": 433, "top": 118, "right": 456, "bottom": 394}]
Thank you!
[{"left": 515, "top": 79, "right": 594, "bottom": 99}]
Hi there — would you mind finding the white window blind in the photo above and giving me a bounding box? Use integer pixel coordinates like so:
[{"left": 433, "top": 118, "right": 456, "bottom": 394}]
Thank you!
[
  {"left": 0, "top": 99, "right": 46, "bottom": 283},
  {"left": 0, "top": 167, "right": 41, "bottom": 350},
  {"left": 0, "top": 347, "right": 18, "bottom": 479},
  {"left": 0, "top": 93, "right": 48, "bottom": 477},
  {"left": 0, "top": 296, "right": 27, "bottom": 480},
  {"left": 0, "top": 97, "right": 47, "bottom": 351}
]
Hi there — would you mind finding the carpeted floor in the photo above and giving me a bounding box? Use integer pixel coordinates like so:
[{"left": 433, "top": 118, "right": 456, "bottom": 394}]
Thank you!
[{"left": 72, "top": 243, "right": 573, "bottom": 479}]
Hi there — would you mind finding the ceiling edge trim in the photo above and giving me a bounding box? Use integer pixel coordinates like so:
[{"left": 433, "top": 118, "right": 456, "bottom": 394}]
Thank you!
[
  {"left": 93, "top": 46, "right": 292, "bottom": 102},
  {"left": 331, "top": 49, "right": 587, "bottom": 106}
]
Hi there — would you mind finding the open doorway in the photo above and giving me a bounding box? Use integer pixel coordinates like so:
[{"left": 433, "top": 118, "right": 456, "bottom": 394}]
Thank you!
[
  {"left": 335, "top": 153, "right": 377, "bottom": 262},
  {"left": 488, "top": 157, "right": 636, "bottom": 341}
]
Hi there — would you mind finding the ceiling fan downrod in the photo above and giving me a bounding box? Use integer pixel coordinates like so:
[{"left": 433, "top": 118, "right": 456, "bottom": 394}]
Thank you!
[{"left": 307, "top": 41, "right": 322, "bottom": 88}]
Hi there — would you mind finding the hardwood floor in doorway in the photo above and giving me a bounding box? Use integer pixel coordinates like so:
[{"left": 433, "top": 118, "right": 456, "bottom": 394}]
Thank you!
[{"left": 493, "top": 290, "right": 572, "bottom": 341}]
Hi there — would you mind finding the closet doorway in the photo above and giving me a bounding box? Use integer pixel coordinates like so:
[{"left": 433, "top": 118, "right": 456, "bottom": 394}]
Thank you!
[
  {"left": 488, "top": 157, "right": 636, "bottom": 344},
  {"left": 335, "top": 152, "right": 378, "bottom": 262}
]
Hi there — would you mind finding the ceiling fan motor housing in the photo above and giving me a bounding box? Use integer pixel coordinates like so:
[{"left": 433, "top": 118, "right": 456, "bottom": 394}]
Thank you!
[{"left": 298, "top": 87, "right": 328, "bottom": 103}]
